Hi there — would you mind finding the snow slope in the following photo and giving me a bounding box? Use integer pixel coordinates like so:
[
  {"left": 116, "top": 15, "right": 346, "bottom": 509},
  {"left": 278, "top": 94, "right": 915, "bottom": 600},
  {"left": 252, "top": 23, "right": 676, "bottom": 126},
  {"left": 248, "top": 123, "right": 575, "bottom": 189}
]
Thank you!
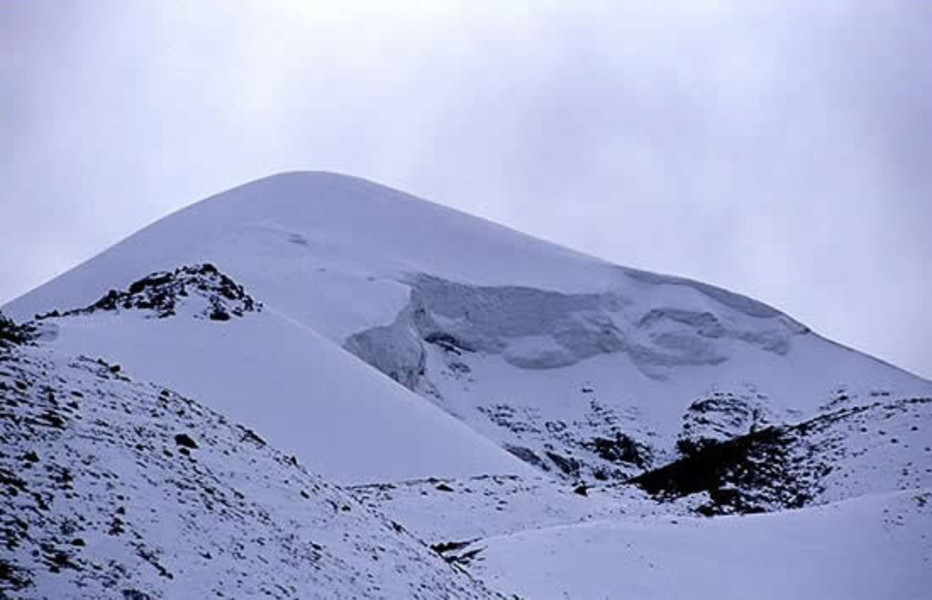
[
  {"left": 24, "top": 265, "right": 531, "bottom": 485},
  {"left": 466, "top": 490, "right": 932, "bottom": 600}
]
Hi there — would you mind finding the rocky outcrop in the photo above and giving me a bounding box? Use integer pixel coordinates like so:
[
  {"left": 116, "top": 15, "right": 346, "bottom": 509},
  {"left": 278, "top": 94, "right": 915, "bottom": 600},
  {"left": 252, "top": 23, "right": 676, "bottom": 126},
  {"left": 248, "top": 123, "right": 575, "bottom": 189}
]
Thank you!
[
  {"left": 632, "top": 395, "right": 932, "bottom": 515},
  {"left": 677, "top": 390, "right": 772, "bottom": 456},
  {"left": 36, "top": 264, "right": 260, "bottom": 322},
  {"left": 0, "top": 312, "right": 34, "bottom": 349}
]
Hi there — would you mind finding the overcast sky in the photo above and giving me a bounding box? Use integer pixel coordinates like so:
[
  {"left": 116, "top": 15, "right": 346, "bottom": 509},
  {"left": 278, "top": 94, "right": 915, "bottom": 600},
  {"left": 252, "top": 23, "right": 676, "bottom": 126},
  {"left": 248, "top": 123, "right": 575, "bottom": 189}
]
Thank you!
[{"left": 2, "top": 1, "right": 930, "bottom": 379}]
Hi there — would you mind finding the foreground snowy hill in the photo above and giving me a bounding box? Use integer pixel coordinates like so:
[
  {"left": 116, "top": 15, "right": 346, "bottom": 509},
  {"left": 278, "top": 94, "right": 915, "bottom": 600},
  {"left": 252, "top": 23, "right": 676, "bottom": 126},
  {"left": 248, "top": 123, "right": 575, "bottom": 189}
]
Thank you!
[{"left": 0, "top": 327, "right": 501, "bottom": 599}]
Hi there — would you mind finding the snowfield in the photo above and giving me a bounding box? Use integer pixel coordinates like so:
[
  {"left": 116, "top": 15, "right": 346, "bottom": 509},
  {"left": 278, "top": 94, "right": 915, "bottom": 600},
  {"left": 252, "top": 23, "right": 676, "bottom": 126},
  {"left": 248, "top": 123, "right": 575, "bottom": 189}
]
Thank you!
[
  {"left": 3, "top": 171, "right": 930, "bottom": 598},
  {"left": 469, "top": 489, "right": 932, "bottom": 600}
]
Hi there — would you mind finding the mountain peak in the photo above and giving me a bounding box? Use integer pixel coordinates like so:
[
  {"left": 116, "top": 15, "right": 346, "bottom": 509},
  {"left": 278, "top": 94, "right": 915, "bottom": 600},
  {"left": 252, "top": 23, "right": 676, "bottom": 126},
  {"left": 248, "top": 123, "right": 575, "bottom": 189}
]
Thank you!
[{"left": 3, "top": 174, "right": 931, "bottom": 599}]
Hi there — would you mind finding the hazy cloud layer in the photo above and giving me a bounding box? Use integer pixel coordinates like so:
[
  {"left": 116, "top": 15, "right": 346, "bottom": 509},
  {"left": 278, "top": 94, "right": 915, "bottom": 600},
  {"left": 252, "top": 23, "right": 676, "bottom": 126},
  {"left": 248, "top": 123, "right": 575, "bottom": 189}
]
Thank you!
[{"left": 2, "top": 1, "right": 930, "bottom": 378}]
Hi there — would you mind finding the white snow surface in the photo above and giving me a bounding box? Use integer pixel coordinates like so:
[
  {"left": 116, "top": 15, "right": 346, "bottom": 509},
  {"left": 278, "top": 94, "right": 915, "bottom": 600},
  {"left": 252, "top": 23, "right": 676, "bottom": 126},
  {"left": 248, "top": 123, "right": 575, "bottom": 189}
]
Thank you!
[
  {"left": 468, "top": 489, "right": 932, "bottom": 600},
  {"left": 3, "top": 171, "right": 931, "bottom": 599}
]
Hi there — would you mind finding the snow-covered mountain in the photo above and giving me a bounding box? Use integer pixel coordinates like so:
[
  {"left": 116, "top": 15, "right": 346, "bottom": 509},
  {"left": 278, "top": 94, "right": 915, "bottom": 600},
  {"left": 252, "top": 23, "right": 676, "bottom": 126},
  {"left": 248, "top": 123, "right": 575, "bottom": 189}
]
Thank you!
[{"left": 3, "top": 171, "right": 930, "bottom": 598}]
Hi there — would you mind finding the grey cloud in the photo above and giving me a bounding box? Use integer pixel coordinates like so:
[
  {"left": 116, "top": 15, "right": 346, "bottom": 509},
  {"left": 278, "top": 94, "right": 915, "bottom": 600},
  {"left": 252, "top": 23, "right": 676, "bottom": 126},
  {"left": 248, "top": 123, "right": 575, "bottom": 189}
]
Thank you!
[{"left": 1, "top": 1, "right": 929, "bottom": 378}]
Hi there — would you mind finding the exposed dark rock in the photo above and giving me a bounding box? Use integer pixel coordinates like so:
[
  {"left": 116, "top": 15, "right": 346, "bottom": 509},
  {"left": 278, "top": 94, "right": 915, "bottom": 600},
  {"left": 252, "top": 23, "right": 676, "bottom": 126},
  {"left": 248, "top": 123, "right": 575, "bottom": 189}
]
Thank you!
[
  {"left": 174, "top": 434, "right": 198, "bottom": 450},
  {"left": 240, "top": 428, "right": 266, "bottom": 448},
  {"left": 430, "top": 540, "right": 470, "bottom": 554},
  {"left": 488, "top": 401, "right": 653, "bottom": 482},
  {"left": 423, "top": 332, "right": 474, "bottom": 354},
  {"left": 546, "top": 451, "right": 580, "bottom": 476},
  {"left": 584, "top": 433, "right": 652, "bottom": 469},
  {"left": 430, "top": 540, "right": 484, "bottom": 566},
  {"left": 208, "top": 308, "right": 230, "bottom": 321},
  {"left": 40, "top": 264, "right": 261, "bottom": 322},
  {"left": 0, "top": 558, "right": 33, "bottom": 591},
  {"left": 634, "top": 396, "right": 932, "bottom": 515},
  {"left": 632, "top": 426, "right": 804, "bottom": 515},
  {"left": 0, "top": 313, "right": 35, "bottom": 350},
  {"left": 503, "top": 445, "right": 549, "bottom": 471}
]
